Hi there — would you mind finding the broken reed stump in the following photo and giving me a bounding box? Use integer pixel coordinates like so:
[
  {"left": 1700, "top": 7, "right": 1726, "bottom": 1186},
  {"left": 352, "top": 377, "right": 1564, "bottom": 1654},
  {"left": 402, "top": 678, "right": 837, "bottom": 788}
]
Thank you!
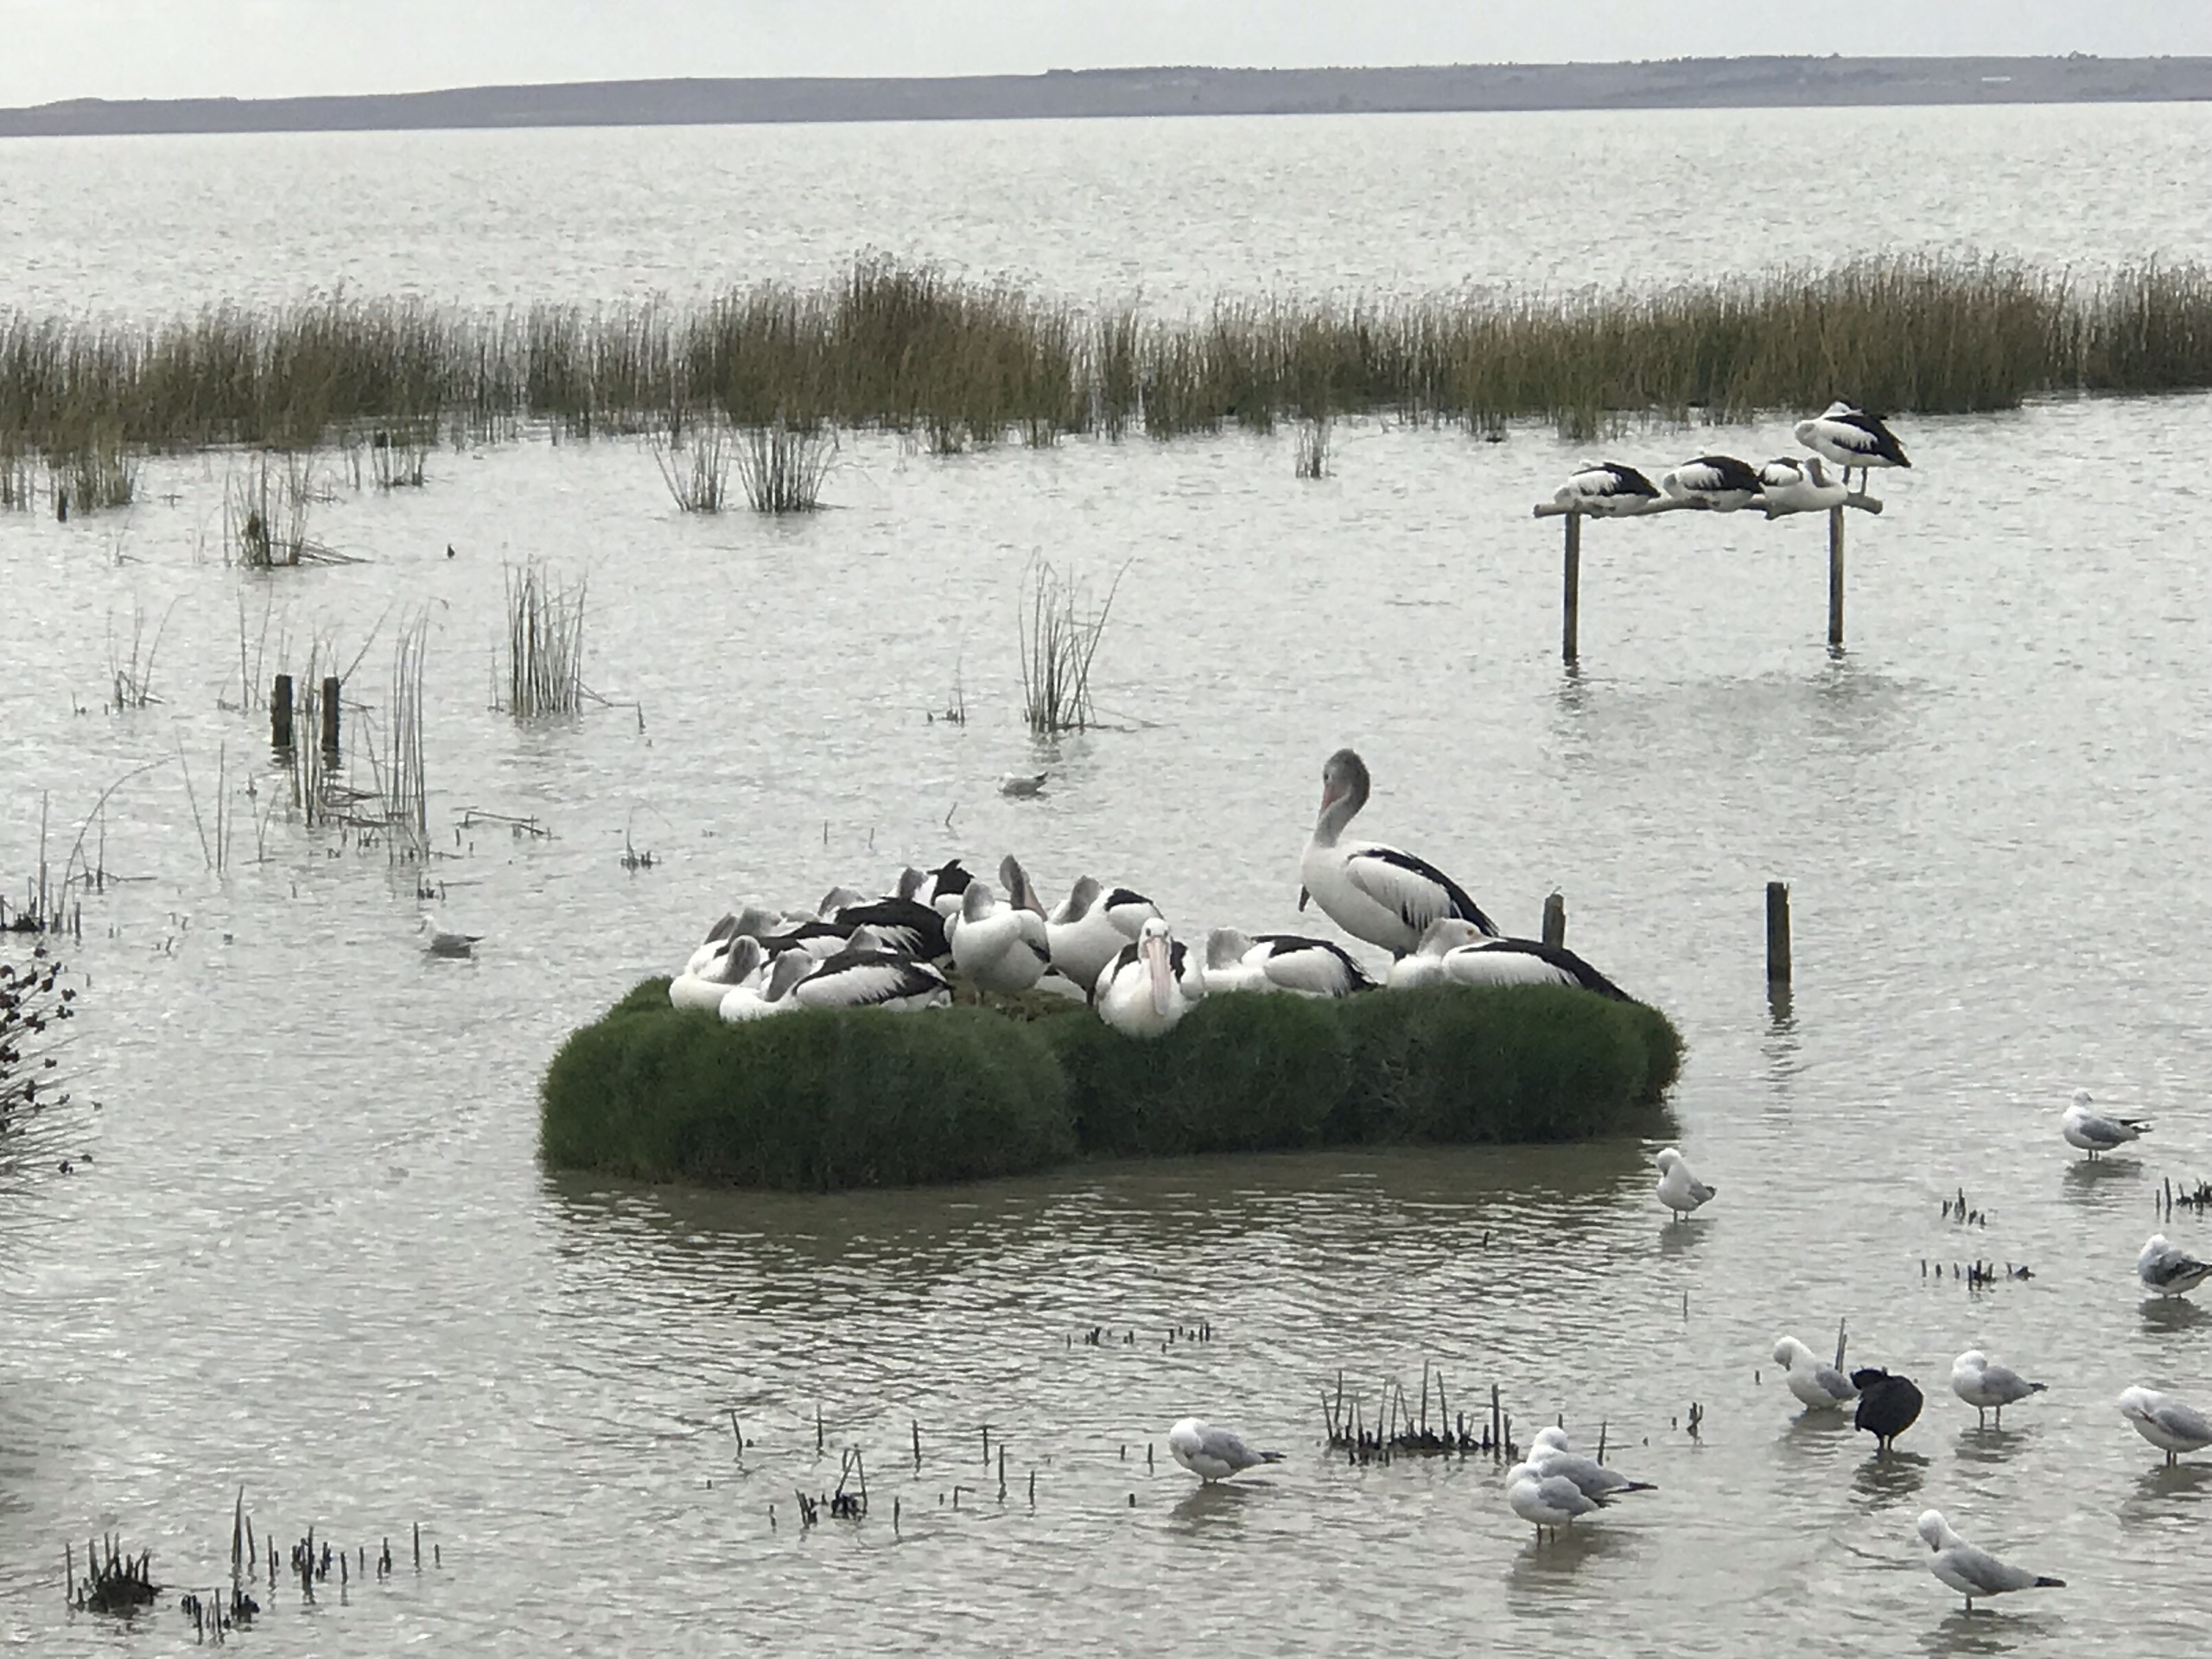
[
  {"left": 66, "top": 1535, "right": 158, "bottom": 1614},
  {"left": 1321, "top": 1363, "right": 1516, "bottom": 1465}
]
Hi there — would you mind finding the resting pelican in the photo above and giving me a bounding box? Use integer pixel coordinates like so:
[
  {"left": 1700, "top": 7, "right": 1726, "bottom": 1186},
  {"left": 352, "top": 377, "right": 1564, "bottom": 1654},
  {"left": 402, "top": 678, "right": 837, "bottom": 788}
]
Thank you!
[
  {"left": 1096, "top": 918, "right": 1204, "bottom": 1038},
  {"left": 683, "top": 912, "right": 741, "bottom": 976},
  {"left": 671, "top": 936, "right": 765, "bottom": 1011},
  {"left": 918, "top": 859, "right": 976, "bottom": 918},
  {"left": 1660, "top": 454, "right": 1762, "bottom": 512},
  {"left": 1300, "top": 749, "right": 1496, "bottom": 957},
  {"left": 718, "top": 948, "right": 813, "bottom": 1021},
  {"left": 1205, "top": 926, "right": 1374, "bottom": 997},
  {"left": 947, "top": 882, "right": 1050, "bottom": 994},
  {"left": 830, "top": 895, "right": 949, "bottom": 962},
  {"left": 1387, "top": 918, "right": 1626, "bottom": 997},
  {"left": 1793, "top": 401, "right": 1910, "bottom": 493},
  {"left": 1757, "top": 455, "right": 1847, "bottom": 515},
  {"left": 786, "top": 940, "right": 951, "bottom": 1012},
  {"left": 1045, "top": 874, "right": 1160, "bottom": 995},
  {"left": 1554, "top": 460, "right": 1660, "bottom": 516}
]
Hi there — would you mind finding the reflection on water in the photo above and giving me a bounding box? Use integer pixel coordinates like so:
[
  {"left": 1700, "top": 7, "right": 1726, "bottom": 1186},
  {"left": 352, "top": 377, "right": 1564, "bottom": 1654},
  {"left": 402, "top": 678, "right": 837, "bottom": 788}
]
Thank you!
[{"left": 1851, "top": 1450, "right": 1931, "bottom": 1510}]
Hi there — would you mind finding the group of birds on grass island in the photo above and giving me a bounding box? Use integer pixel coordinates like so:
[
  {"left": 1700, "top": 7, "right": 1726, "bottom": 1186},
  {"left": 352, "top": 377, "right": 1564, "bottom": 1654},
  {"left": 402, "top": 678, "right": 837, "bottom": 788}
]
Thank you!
[
  {"left": 1554, "top": 401, "right": 1910, "bottom": 517},
  {"left": 1166, "top": 1088, "right": 2209, "bottom": 1615},
  {"left": 666, "top": 747, "right": 1634, "bottom": 1033}
]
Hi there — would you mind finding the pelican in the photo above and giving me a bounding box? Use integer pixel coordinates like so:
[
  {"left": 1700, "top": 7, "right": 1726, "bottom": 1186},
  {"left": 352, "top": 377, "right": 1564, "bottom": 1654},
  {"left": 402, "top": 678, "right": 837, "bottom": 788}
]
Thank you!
[
  {"left": 1793, "top": 401, "right": 1909, "bottom": 493},
  {"left": 718, "top": 948, "right": 813, "bottom": 1021},
  {"left": 1772, "top": 1336, "right": 1859, "bottom": 1412},
  {"left": 786, "top": 940, "right": 951, "bottom": 1012},
  {"left": 671, "top": 936, "right": 764, "bottom": 1011},
  {"left": 682, "top": 912, "right": 740, "bottom": 976},
  {"left": 2139, "top": 1233, "right": 2212, "bottom": 1299},
  {"left": 2062, "top": 1088, "right": 2151, "bottom": 1159},
  {"left": 1300, "top": 749, "right": 1497, "bottom": 957},
  {"left": 1915, "top": 1510, "right": 2064, "bottom": 1613},
  {"left": 2118, "top": 1386, "right": 2212, "bottom": 1465},
  {"left": 1654, "top": 1147, "right": 1715, "bottom": 1221},
  {"left": 1096, "top": 918, "right": 1204, "bottom": 1038},
  {"left": 830, "top": 895, "right": 949, "bottom": 962},
  {"left": 1554, "top": 460, "right": 1660, "bottom": 516},
  {"left": 1392, "top": 918, "right": 1630, "bottom": 999},
  {"left": 947, "top": 881, "right": 1050, "bottom": 994},
  {"left": 1166, "top": 1418, "right": 1284, "bottom": 1484},
  {"left": 1950, "top": 1351, "right": 2046, "bottom": 1428},
  {"left": 918, "top": 858, "right": 976, "bottom": 918},
  {"left": 1660, "top": 454, "right": 1762, "bottom": 512},
  {"left": 1756, "top": 454, "right": 1847, "bottom": 515},
  {"left": 1045, "top": 874, "right": 1160, "bottom": 995},
  {"left": 1205, "top": 927, "right": 1375, "bottom": 997}
]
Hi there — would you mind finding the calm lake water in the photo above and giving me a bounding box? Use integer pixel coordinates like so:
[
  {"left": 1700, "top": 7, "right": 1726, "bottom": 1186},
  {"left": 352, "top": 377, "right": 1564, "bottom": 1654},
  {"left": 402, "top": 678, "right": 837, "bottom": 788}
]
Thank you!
[{"left": 3, "top": 104, "right": 2212, "bottom": 1656}]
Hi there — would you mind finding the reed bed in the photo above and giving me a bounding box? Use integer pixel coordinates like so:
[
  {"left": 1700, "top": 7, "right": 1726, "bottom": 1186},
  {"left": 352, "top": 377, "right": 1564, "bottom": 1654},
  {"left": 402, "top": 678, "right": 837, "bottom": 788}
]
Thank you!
[
  {"left": 5, "top": 256, "right": 2212, "bottom": 458},
  {"left": 502, "top": 562, "right": 587, "bottom": 716}
]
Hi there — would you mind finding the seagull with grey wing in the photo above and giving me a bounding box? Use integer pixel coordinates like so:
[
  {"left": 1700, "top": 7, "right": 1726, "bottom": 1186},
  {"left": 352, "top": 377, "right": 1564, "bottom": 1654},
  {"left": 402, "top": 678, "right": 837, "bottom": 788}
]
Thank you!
[
  {"left": 420, "top": 915, "right": 482, "bottom": 958},
  {"left": 1950, "top": 1351, "right": 2046, "bottom": 1427},
  {"left": 2061, "top": 1088, "right": 2152, "bottom": 1159},
  {"left": 1166, "top": 1417, "right": 1284, "bottom": 1484},
  {"left": 2118, "top": 1386, "right": 2212, "bottom": 1466},
  {"left": 1773, "top": 1335, "right": 1859, "bottom": 1412},
  {"left": 2139, "top": 1233, "right": 2212, "bottom": 1299},
  {"left": 1915, "top": 1510, "right": 2063, "bottom": 1614},
  {"left": 1528, "top": 1427, "right": 1656, "bottom": 1498}
]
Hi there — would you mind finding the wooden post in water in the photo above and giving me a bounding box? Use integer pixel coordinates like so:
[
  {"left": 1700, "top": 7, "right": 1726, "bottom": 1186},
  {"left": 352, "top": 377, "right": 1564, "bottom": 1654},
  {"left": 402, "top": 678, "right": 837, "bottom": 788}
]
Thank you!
[
  {"left": 1765, "top": 881, "right": 1792, "bottom": 986},
  {"left": 1541, "top": 891, "right": 1566, "bottom": 948},
  {"left": 1827, "top": 505, "right": 1846, "bottom": 649},
  {"left": 319, "top": 676, "right": 340, "bottom": 757},
  {"left": 270, "top": 674, "right": 295, "bottom": 750},
  {"left": 1561, "top": 512, "right": 1582, "bottom": 664}
]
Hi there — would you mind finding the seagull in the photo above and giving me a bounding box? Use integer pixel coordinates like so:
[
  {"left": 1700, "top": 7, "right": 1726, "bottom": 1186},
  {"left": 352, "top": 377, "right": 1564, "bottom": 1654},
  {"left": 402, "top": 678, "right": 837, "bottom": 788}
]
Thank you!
[
  {"left": 1654, "top": 1147, "right": 1715, "bottom": 1221},
  {"left": 1950, "top": 1351, "right": 2047, "bottom": 1427},
  {"left": 1166, "top": 1418, "right": 1284, "bottom": 1484},
  {"left": 998, "top": 772, "right": 1047, "bottom": 798},
  {"left": 1854, "top": 1368, "right": 1924, "bottom": 1452},
  {"left": 2118, "top": 1386, "right": 2212, "bottom": 1465},
  {"left": 1915, "top": 1510, "right": 2064, "bottom": 1613},
  {"left": 421, "top": 916, "right": 481, "bottom": 958},
  {"left": 2139, "top": 1233, "right": 2212, "bottom": 1299},
  {"left": 1505, "top": 1460, "right": 1605, "bottom": 1541},
  {"left": 1527, "top": 1427, "right": 1656, "bottom": 1499},
  {"left": 2061, "top": 1089, "right": 2152, "bottom": 1159},
  {"left": 1772, "top": 1336, "right": 1859, "bottom": 1412}
]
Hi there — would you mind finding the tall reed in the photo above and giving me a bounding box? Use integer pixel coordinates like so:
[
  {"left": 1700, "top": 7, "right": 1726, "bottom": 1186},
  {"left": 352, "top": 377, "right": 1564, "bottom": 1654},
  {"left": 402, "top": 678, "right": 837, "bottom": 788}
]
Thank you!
[
  {"left": 732, "top": 422, "right": 834, "bottom": 513},
  {"left": 1020, "top": 559, "right": 1124, "bottom": 735},
  {"left": 502, "top": 563, "right": 587, "bottom": 716}
]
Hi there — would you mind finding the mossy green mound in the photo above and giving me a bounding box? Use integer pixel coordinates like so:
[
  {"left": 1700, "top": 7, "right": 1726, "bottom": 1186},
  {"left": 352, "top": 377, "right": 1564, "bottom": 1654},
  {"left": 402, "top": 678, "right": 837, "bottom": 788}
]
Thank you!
[{"left": 541, "top": 979, "right": 1683, "bottom": 1191}]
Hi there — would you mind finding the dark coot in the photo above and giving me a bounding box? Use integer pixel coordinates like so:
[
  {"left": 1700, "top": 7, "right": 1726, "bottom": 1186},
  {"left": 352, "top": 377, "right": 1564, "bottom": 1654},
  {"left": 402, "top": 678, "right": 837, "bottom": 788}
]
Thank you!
[{"left": 1852, "top": 1367, "right": 1924, "bottom": 1451}]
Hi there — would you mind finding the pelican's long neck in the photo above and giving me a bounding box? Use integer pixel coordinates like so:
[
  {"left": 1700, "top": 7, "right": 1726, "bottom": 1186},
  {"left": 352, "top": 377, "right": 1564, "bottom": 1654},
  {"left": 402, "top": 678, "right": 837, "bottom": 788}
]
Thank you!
[{"left": 1311, "top": 763, "right": 1369, "bottom": 850}]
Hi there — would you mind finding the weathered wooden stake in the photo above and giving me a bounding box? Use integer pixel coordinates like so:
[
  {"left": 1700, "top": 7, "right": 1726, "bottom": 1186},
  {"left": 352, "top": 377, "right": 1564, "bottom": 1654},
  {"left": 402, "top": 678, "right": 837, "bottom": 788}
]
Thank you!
[
  {"left": 1561, "top": 511, "right": 1582, "bottom": 664},
  {"left": 1766, "top": 880, "right": 1792, "bottom": 984},
  {"left": 1541, "top": 891, "right": 1566, "bottom": 947},
  {"left": 1827, "top": 505, "right": 1846, "bottom": 648},
  {"left": 270, "top": 674, "right": 295, "bottom": 750},
  {"left": 318, "top": 676, "right": 340, "bottom": 756}
]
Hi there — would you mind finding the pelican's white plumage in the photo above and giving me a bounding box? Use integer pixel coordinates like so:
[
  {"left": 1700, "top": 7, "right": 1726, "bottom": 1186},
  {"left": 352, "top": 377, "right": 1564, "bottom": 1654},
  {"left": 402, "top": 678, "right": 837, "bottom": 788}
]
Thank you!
[
  {"left": 1655, "top": 1147, "right": 1715, "bottom": 1221},
  {"left": 1393, "top": 918, "right": 1632, "bottom": 999},
  {"left": 1772, "top": 1336, "right": 1859, "bottom": 1411},
  {"left": 1660, "top": 454, "right": 1762, "bottom": 512},
  {"left": 785, "top": 944, "right": 951, "bottom": 1012},
  {"left": 1096, "top": 918, "right": 1204, "bottom": 1039},
  {"left": 2062, "top": 1088, "right": 2152, "bottom": 1158},
  {"left": 1756, "top": 455, "right": 1848, "bottom": 514},
  {"left": 1505, "top": 1460, "right": 1604, "bottom": 1540},
  {"left": 671, "top": 936, "right": 766, "bottom": 1011},
  {"left": 718, "top": 949, "right": 813, "bottom": 1022},
  {"left": 1045, "top": 875, "right": 1160, "bottom": 996},
  {"left": 1300, "top": 750, "right": 1497, "bottom": 957},
  {"left": 1915, "top": 1510, "right": 2064, "bottom": 1612},
  {"left": 2118, "top": 1386, "right": 2212, "bottom": 1465},
  {"left": 1205, "top": 927, "right": 1374, "bottom": 997},
  {"left": 947, "top": 881, "right": 1050, "bottom": 994},
  {"left": 1950, "top": 1350, "right": 2047, "bottom": 1427},
  {"left": 1554, "top": 460, "right": 1660, "bottom": 516},
  {"left": 1793, "top": 401, "right": 1910, "bottom": 492},
  {"left": 2139, "top": 1233, "right": 2212, "bottom": 1299},
  {"left": 1166, "top": 1417, "right": 1283, "bottom": 1483}
]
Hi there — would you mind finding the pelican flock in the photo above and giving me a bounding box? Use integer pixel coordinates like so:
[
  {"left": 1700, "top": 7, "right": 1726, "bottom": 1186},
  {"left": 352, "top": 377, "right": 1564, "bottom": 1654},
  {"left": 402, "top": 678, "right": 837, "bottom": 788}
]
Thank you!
[
  {"left": 665, "top": 747, "right": 1636, "bottom": 1040},
  {"left": 1548, "top": 401, "right": 1910, "bottom": 518}
]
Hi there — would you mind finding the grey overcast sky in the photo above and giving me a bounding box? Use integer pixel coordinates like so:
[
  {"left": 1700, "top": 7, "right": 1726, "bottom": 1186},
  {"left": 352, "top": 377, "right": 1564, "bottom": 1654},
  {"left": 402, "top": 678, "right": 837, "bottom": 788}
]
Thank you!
[{"left": 3, "top": 2, "right": 2209, "bottom": 105}]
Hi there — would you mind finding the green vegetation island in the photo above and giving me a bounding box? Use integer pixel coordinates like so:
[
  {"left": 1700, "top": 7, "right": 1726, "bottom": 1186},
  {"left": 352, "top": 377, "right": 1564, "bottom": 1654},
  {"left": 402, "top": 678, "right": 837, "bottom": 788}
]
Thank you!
[
  {"left": 540, "top": 980, "right": 1683, "bottom": 1192},
  {"left": 3, "top": 56, "right": 2209, "bottom": 140}
]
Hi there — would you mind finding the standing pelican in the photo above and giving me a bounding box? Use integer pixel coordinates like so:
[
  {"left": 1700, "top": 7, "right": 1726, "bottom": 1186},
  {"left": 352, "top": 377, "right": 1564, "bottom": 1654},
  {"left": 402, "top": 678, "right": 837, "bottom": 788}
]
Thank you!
[
  {"left": 1793, "top": 401, "right": 1909, "bottom": 493},
  {"left": 1300, "top": 749, "right": 1497, "bottom": 957},
  {"left": 1096, "top": 918, "right": 1205, "bottom": 1038}
]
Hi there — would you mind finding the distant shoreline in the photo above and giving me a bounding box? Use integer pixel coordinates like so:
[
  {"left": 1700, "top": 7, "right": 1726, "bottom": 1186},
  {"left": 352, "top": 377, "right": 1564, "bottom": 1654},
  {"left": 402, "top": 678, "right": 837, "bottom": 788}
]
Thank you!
[{"left": 3, "top": 55, "right": 2209, "bottom": 140}]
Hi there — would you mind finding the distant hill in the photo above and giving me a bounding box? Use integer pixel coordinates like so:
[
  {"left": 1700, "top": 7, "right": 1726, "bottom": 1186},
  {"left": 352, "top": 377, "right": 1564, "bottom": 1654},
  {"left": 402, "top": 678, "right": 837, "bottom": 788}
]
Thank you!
[{"left": 3, "top": 56, "right": 2209, "bottom": 139}]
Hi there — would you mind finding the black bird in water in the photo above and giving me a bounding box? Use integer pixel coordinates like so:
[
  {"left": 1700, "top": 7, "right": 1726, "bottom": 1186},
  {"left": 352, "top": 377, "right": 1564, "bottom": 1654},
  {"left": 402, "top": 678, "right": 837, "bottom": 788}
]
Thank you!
[{"left": 1853, "top": 1367, "right": 1924, "bottom": 1452}]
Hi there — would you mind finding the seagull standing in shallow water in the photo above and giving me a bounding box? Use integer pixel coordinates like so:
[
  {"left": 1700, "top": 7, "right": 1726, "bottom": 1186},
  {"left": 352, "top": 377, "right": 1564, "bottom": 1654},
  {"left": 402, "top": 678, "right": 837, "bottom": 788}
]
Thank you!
[
  {"left": 1915, "top": 1510, "right": 2064, "bottom": 1613},
  {"left": 2139, "top": 1234, "right": 2212, "bottom": 1299},
  {"left": 1773, "top": 1336, "right": 1859, "bottom": 1412},
  {"left": 1654, "top": 1147, "right": 1715, "bottom": 1221},
  {"left": 2062, "top": 1089, "right": 2152, "bottom": 1159},
  {"left": 1166, "top": 1418, "right": 1284, "bottom": 1484},
  {"left": 2118, "top": 1386, "right": 2212, "bottom": 1465},
  {"left": 1950, "top": 1350, "right": 2047, "bottom": 1427},
  {"left": 1505, "top": 1461, "right": 1605, "bottom": 1541}
]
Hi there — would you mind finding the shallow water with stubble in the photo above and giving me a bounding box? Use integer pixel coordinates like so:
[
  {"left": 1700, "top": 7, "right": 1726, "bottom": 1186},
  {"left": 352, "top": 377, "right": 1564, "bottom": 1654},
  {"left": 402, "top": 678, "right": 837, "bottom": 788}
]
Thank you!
[{"left": 4, "top": 101, "right": 2212, "bottom": 1656}]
